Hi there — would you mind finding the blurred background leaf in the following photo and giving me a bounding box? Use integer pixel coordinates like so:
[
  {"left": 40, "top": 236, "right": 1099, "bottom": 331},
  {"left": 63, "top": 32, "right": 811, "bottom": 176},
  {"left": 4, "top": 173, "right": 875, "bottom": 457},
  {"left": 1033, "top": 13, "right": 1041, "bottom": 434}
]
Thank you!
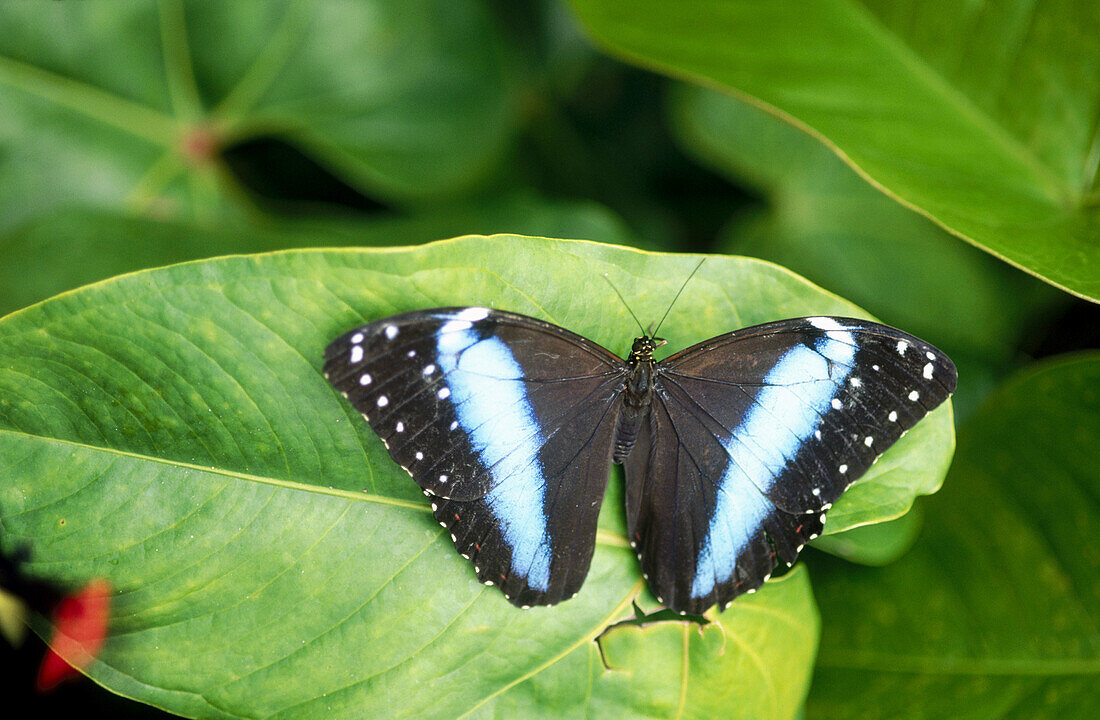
[
  {"left": 668, "top": 85, "right": 1070, "bottom": 418},
  {"left": 0, "top": 0, "right": 519, "bottom": 229},
  {"left": 807, "top": 353, "right": 1100, "bottom": 719},
  {"left": 0, "top": 195, "right": 635, "bottom": 317},
  {"left": 571, "top": 0, "right": 1100, "bottom": 302}
]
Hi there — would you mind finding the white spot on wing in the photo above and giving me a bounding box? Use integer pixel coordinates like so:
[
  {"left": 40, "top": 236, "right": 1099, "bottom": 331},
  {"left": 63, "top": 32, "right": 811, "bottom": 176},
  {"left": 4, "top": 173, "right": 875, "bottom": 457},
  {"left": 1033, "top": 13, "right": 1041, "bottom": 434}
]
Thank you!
[
  {"left": 831, "top": 398, "right": 844, "bottom": 410},
  {"left": 888, "top": 410, "right": 898, "bottom": 422},
  {"left": 423, "top": 364, "right": 436, "bottom": 375},
  {"left": 349, "top": 345, "right": 364, "bottom": 364},
  {"left": 350, "top": 332, "right": 364, "bottom": 344},
  {"left": 415, "top": 451, "right": 424, "bottom": 460},
  {"left": 438, "top": 387, "right": 451, "bottom": 400},
  {"left": 839, "top": 464, "right": 848, "bottom": 474},
  {"left": 864, "top": 436, "right": 873, "bottom": 447},
  {"left": 376, "top": 395, "right": 389, "bottom": 408},
  {"left": 923, "top": 363, "right": 934, "bottom": 380},
  {"left": 359, "top": 373, "right": 372, "bottom": 386},
  {"left": 909, "top": 390, "right": 920, "bottom": 402},
  {"left": 897, "top": 340, "right": 908, "bottom": 356},
  {"left": 455, "top": 307, "right": 490, "bottom": 322},
  {"left": 808, "top": 317, "right": 844, "bottom": 331},
  {"left": 385, "top": 325, "right": 398, "bottom": 340},
  {"left": 395, "top": 421, "right": 405, "bottom": 433}
]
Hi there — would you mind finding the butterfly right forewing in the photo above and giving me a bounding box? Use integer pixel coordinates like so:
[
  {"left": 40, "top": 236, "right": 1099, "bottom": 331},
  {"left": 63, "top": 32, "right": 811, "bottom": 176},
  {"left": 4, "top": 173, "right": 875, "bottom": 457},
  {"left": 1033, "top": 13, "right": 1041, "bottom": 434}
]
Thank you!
[{"left": 626, "top": 316, "right": 956, "bottom": 614}]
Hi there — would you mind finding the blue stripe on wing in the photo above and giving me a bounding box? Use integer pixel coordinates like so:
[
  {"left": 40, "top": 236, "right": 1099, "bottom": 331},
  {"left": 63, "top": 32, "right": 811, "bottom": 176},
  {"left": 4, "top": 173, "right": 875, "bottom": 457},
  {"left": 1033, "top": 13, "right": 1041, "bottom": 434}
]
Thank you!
[
  {"left": 435, "top": 310, "right": 552, "bottom": 592},
  {"left": 692, "top": 319, "right": 856, "bottom": 599}
]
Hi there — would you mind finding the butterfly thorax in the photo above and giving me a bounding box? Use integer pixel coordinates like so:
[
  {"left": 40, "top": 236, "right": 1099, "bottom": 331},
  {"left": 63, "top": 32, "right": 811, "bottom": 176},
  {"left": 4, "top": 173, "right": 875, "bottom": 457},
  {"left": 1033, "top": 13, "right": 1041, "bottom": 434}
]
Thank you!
[{"left": 613, "top": 336, "right": 661, "bottom": 464}]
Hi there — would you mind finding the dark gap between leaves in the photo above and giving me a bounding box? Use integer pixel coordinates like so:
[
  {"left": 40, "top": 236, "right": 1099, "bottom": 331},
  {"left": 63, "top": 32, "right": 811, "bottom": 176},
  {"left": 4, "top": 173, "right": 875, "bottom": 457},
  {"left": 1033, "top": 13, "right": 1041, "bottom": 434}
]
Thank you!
[{"left": 221, "top": 137, "right": 392, "bottom": 216}]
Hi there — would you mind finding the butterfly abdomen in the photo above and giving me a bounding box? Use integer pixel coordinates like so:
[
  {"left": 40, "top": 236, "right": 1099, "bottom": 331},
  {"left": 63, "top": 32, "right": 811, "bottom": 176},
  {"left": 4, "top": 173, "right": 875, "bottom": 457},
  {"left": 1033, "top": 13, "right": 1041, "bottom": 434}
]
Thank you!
[
  {"left": 613, "top": 407, "right": 643, "bottom": 463},
  {"left": 613, "top": 351, "right": 657, "bottom": 463}
]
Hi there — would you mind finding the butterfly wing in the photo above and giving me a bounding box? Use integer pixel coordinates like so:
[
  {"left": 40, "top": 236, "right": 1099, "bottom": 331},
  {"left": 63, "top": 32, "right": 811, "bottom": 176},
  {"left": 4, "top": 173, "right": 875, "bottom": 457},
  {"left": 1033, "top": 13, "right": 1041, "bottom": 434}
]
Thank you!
[
  {"left": 625, "top": 316, "right": 956, "bottom": 614},
  {"left": 324, "top": 307, "right": 626, "bottom": 606}
]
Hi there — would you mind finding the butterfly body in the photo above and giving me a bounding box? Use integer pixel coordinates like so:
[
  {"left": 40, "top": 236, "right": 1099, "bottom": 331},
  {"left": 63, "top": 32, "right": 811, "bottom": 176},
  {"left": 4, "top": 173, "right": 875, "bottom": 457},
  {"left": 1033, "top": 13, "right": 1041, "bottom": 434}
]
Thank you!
[
  {"left": 613, "top": 336, "right": 662, "bottom": 462},
  {"left": 324, "top": 306, "right": 955, "bottom": 614}
]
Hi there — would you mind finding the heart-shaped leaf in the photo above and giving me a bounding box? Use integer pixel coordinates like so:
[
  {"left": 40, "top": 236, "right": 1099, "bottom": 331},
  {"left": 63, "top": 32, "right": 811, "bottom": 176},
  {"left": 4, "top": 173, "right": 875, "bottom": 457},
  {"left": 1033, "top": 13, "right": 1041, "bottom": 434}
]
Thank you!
[
  {"left": 0, "top": 0, "right": 517, "bottom": 231},
  {"left": 570, "top": 0, "right": 1100, "bottom": 301},
  {"left": 670, "top": 85, "right": 1066, "bottom": 366},
  {"left": 0, "top": 237, "right": 953, "bottom": 718},
  {"left": 808, "top": 354, "right": 1100, "bottom": 719}
]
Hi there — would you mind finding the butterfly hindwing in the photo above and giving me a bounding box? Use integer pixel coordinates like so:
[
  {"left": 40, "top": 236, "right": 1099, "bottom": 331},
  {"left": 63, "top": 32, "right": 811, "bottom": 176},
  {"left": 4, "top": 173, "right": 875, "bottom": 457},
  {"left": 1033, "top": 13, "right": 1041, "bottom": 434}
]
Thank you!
[
  {"left": 426, "top": 381, "right": 621, "bottom": 606},
  {"left": 324, "top": 307, "right": 626, "bottom": 606},
  {"left": 626, "top": 316, "right": 956, "bottom": 613},
  {"left": 624, "top": 372, "right": 824, "bottom": 613}
]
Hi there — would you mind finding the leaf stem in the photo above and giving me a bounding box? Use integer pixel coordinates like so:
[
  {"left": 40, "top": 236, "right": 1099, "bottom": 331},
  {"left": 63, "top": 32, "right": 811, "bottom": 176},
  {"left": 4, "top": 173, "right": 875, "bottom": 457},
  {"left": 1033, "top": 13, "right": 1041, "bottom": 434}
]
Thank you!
[
  {"left": 0, "top": 54, "right": 178, "bottom": 145},
  {"left": 157, "top": 0, "right": 204, "bottom": 121},
  {"left": 212, "top": 0, "right": 311, "bottom": 127}
]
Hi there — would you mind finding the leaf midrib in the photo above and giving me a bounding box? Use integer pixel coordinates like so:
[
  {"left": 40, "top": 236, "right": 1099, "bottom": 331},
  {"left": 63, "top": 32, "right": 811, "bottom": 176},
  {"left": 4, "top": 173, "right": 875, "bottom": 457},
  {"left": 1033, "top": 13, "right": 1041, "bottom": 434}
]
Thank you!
[
  {"left": 455, "top": 580, "right": 645, "bottom": 719},
  {"left": 0, "top": 426, "right": 634, "bottom": 548},
  {"left": 0, "top": 54, "right": 178, "bottom": 143},
  {"left": 840, "top": 0, "right": 1072, "bottom": 201},
  {"left": 581, "top": 0, "right": 1076, "bottom": 204},
  {"left": 0, "top": 425, "right": 423, "bottom": 511}
]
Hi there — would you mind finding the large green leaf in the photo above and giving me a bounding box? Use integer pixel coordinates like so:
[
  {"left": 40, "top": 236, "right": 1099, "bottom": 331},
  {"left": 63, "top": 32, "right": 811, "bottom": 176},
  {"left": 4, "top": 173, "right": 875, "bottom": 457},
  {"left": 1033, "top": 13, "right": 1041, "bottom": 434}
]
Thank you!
[
  {"left": 808, "top": 354, "right": 1100, "bottom": 719},
  {"left": 0, "top": 237, "right": 953, "bottom": 718},
  {"left": 492, "top": 568, "right": 819, "bottom": 720},
  {"left": 570, "top": 0, "right": 1100, "bottom": 301},
  {"left": 669, "top": 85, "right": 1066, "bottom": 417},
  {"left": 0, "top": 195, "right": 634, "bottom": 317},
  {"left": 0, "top": 0, "right": 516, "bottom": 231},
  {"left": 671, "top": 85, "right": 1064, "bottom": 364}
]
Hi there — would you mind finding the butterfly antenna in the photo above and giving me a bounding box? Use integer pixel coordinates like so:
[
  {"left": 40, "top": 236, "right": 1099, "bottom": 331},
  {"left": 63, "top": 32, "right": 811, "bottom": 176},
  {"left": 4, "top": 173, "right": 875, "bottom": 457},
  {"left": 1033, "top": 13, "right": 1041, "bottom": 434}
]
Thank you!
[
  {"left": 651, "top": 257, "right": 706, "bottom": 338},
  {"left": 603, "top": 273, "right": 648, "bottom": 337}
]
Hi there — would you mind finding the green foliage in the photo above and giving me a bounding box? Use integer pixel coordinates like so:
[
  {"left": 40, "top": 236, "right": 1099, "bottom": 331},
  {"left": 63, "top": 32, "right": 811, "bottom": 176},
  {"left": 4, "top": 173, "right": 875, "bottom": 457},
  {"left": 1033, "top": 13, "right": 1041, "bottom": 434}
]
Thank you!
[
  {"left": 668, "top": 85, "right": 1069, "bottom": 418},
  {"left": 809, "top": 354, "right": 1100, "bottom": 719},
  {"left": 571, "top": 0, "right": 1100, "bottom": 301},
  {"left": 0, "top": 1, "right": 1094, "bottom": 718},
  {"left": 0, "top": 197, "right": 634, "bottom": 317},
  {"left": 0, "top": 239, "right": 953, "bottom": 718},
  {"left": 0, "top": 0, "right": 516, "bottom": 230}
]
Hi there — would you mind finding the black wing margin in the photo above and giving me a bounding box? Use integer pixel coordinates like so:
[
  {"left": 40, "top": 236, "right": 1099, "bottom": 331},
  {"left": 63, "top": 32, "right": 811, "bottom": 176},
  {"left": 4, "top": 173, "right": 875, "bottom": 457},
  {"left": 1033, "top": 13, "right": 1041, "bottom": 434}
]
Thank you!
[
  {"left": 324, "top": 307, "right": 626, "bottom": 606},
  {"left": 625, "top": 316, "right": 956, "bottom": 614}
]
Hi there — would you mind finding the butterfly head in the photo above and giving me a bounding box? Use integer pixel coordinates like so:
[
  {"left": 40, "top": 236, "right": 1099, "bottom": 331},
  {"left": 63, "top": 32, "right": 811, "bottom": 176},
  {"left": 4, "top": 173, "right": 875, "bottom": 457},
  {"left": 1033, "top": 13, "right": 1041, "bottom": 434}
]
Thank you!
[{"left": 629, "top": 335, "right": 666, "bottom": 362}]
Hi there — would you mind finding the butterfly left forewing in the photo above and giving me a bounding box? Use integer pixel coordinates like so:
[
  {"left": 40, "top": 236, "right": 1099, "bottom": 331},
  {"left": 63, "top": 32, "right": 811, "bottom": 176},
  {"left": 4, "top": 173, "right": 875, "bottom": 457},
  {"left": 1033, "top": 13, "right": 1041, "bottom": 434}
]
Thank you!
[
  {"left": 626, "top": 316, "right": 955, "bottom": 613},
  {"left": 324, "top": 307, "right": 627, "bottom": 606}
]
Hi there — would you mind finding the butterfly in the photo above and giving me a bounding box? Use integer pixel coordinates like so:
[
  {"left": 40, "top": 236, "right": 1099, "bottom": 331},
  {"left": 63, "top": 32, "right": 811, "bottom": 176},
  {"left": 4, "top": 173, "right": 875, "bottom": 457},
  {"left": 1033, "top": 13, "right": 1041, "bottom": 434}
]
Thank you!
[{"left": 323, "top": 304, "right": 955, "bottom": 614}]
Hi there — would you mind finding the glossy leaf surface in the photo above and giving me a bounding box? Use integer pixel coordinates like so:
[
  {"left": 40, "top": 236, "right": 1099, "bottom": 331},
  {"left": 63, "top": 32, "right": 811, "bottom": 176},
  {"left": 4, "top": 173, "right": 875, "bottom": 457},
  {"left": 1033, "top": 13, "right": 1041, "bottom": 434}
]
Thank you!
[
  {"left": 571, "top": 0, "right": 1100, "bottom": 301},
  {"left": 0, "top": 237, "right": 954, "bottom": 718}
]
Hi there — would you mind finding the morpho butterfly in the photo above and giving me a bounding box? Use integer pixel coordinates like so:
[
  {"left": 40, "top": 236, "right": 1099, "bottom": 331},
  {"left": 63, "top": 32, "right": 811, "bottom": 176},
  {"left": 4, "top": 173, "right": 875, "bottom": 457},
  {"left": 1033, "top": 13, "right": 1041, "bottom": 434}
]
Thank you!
[{"left": 323, "top": 288, "right": 955, "bottom": 614}]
